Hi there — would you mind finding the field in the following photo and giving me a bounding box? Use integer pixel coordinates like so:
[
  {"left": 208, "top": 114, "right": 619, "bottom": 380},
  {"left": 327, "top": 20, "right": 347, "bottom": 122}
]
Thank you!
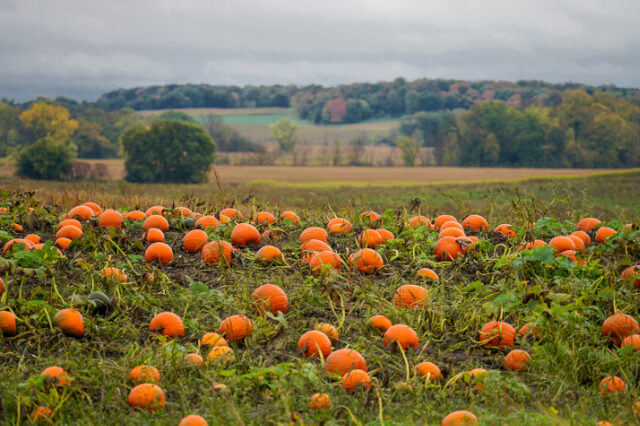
[{"left": 1, "top": 171, "right": 640, "bottom": 425}]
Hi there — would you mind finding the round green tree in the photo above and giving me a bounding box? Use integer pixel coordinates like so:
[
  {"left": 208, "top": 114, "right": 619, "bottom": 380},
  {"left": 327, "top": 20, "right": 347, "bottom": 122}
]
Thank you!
[
  {"left": 16, "top": 137, "right": 77, "bottom": 180},
  {"left": 120, "top": 120, "right": 216, "bottom": 183}
]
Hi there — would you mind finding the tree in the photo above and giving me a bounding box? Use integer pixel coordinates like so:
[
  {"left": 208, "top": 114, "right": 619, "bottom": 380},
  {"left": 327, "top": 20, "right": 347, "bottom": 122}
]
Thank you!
[
  {"left": 396, "top": 136, "right": 422, "bottom": 167},
  {"left": 270, "top": 118, "right": 299, "bottom": 153},
  {"left": 482, "top": 133, "right": 500, "bottom": 165},
  {"left": 120, "top": 120, "right": 216, "bottom": 183},
  {"left": 16, "top": 137, "right": 77, "bottom": 180},
  {"left": 72, "top": 119, "right": 112, "bottom": 158},
  {"left": 18, "top": 102, "right": 78, "bottom": 141},
  {"left": 156, "top": 110, "right": 196, "bottom": 123}
]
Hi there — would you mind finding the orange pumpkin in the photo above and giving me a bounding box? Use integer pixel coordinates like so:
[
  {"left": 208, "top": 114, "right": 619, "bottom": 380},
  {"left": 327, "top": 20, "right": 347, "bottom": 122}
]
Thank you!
[
  {"left": 183, "top": 229, "right": 208, "bottom": 253},
  {"left": 377, "top": 228, "right": 394, "bottom": 242},
  {"left": 55, "top": 225, "right": 83, "bottom": 240},
  {"left": 298, "top": 330, "right": 332, "bottom": 358},
  {"left": 595, "top": 226, "right": 617, "bottom": 243},
  {"left": 462, "top": 214, "right": 489, "bottom": 231},
  {"left": 149, "top": 312, "right": 184, "bottom": 337},
  {"left": 518, "top": 240, "right": 547, "bottom": 250},
  {"left": 230, "top": 223, "right": 261, "bottom": 246},
  {"left": 128, "top": 383, "right": 166, "bottom": 410},
  {"left": 30, "top": 406, "right": 53, "bottom": 422},
  {"left": 348, "top": 248, "right": 383, "bottom": 274},
  {"left": 252, "top": 284, "right": 289, "bottom": 314},
  {"left": 200, "top": 332, "right": 228, "bottom": 348},
  {"left": 342, "top": 369, "right": 371, "bottom": 392},
  {"left": 416, "top": 267, "right": 439, "bottom": 280},
  {"left": 219, "top": 315, "right": 252, "bottom": 341},
  {"left": 415, "top": 361, "right": 442, "bottom": 381},
  {"left": 622, "top": 265, "right": 640, "bottom": 288},
  {"left": 369, "top": 315, "right": 392, "bottom": 333},
  {"left": 601, "top": 313, "right": 639, "bottom": 344},
  {"left": 359, "top": 229, "right": 383, "bottom": 248},
  {"left": 196, "top": 215, "right": 220, "bottom": 230},
  {"left": 124, "top": 210, "right": 146, "bottom": 221},
  {"left": 479, "top": 321, "right": 516, "bottom": 349},
  {"left": 57, "top": 218, "right": 82, "bottom": 230},
  {"left": 434, "top": 236, "right": 463, "bottom": 261},
  {"left": 309, "top": 251, "right": 341, "bottom": 274},
  {"left": 2, "top": 238, "right": 33, "bottom": 256},
  {"left": 128, "top": 365, "right": 161, "bottom": 383},
  {"left": 577, "top": 217, "right": 601, "bottom": 232},
  {"left": 327, "top": 218, "right": 352, "bottom": 233},
  {"left": 254, "top": 211, "right": 275, "bottom": 225},
  {"left": 280, "top": 211, "right": 300, "bottom": 225},
  {"left": 432, "top": 215, "right": 455, "bottom": 230},
  {"left": 143, "top": 228, "right": 165, "bottom": 243},
  {"left": 202, "top": 240, "right": 235, "bottom": 265},
  {"left": 55, "top": 237, "right": 72, "bottom": 250},
  {"left": 316, "top": 323, "right": 339, "bottom": 342},
  {"left": 410, "top": 215, "right": 431, "bottom": 229},
  {"left": 441, "top": 221, "right": 464, "bottom": 232},
  {"left": 144, "top": 242, "right": 173, "bottom": 265},
  {"left": 82, "top": 202, "right": 102, "bottom": 216},
  {"left": 145, "top": 205, "right": 166, "bottom": 216},
  {"left": 549, "top": 236, "right": 575, "bottom": 254},
  {"left": 179, "top": 414, "right": 208, "bottom": 426},
  {"left": 494, "top": 224, "right": 517, "bottom": 238},
  {"left": 103, "top": 267, "right": 127, "bottom": 281},
  {"left": 567, "top": 235, "right": 585, "bottom": 252},
  {"left": 207, "top": 346, "right": 234, "bottom": 362},
  {"left": 53, "top": 308, "right": 84, "bottom": 337},
  {"left": 300, "top": 227, "right": 329, "bottom": 243},
  {"left": 570, "top": 230, "right": 591, "bottom": 246},
  {"left": 599, "top": 376, "right": 626, "bottom": 395},
  {"left": 309, "top": 393, "right": 331, "bottom": 409},
  {"left": 0, "top": 311, "right": 17, "bottom": 336},
  {"left": 25, "top": 234, "right": 41, "bottom": 244},
  {"left": 183, "top": 353, "right": 204, "bottom": 367},
  {"left": 98, "top": 209, "right": 124, "bottom": 228},
  {"left": 256, "top": 245, "right": 283, "bottom": 263},
  {"left": 438, "top": 227, "right": 465, "bottom": 239},
  {"left": 504, "top": 349, "right": 531, "bottom": 371},
  {"left": 143, "top": 215, "right": 169, "bottom": 232},
  {"left": 468, "top": 368, "right": 488, "bottom": 390},
  {"left": 360, "top": 210, "right": 382, "bottom": 225},
  {"left": 393, "top": 284, "right": 428, "bottom": 308},
  {"left": 220, "top": 208, "right": 243, "bottom": 220},
  {"left": 41, "top": 366, "right": 71, "bottom": 386},
  {"left": 441, "top": 410, "right": 478, "bottom": 426},
  {"left": 67, "top": 205, "right": 94, "bottom": 220},
  {"left": 325, "top": 348, "right": 367, "bottom": 375},
  {"left": 620, "top": 334, "right": 640, "bottom": 351},
  {"left": 383, "top": 324, "right": 419, "bottom": 349},
  {"left": 175, "top": 206, "right": 193, "bottom": 217}
]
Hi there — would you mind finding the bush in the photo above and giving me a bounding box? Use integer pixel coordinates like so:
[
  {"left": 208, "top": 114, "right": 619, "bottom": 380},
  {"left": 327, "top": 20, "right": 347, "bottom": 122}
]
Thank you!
[
  {"left": 120, "top": 120, "right": 216, "bottom": 183},
  {"left": 71, "top": 161, "right": 92, "bottom": 180},
  {"left": 16, "top": 137, "right": 76, "bottom": 180}
]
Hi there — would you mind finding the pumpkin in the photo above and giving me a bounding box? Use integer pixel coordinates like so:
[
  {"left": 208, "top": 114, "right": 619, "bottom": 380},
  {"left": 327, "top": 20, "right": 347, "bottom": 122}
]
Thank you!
[
  {"left": 570, "top": 230, "right": 591, "bottom": 245},
  {"left": 183, "top": 353, "right": 204, "bottom": 367},
  {"left": 468, "top": 368, "right": 488, "bottom": 390},
  {"left": 316, "top": 323, "right": 339, "bottom": 342},
  {"left": 440, "top": 220, "right": 464, "bottom": 231},
  {"left": 143, "top": 215, "right": 169, "bottom": 232},
  {"left": 325, "top": 349, "right": 367, "bottom": 375},
  {"left": 230, "top": 223, "right": 261, "bottom": 246},
  {"left": 622, "top": 265, "right": 640, "bottom": 288},
  {"left": 124, "top": 210, "right": 146, "bottom": 221},
  {"left": 88, "top": 291, "right": 111, "bottom": 312},
  {"left": 360, "top": 211, "right": 382, "bottom": 225},
  {"left": 2, "top": 238, "right": 33, "bottom": 255},
  {"left": 298, "top": 330, "right": 332, "bottom": 358},
  {"left": 393, "top": 284, "right": 428, "bottom": 308},
  {"left": 207, "top": 345, "right": 235, "bottom": 362},
  {"left": 256, "top": 245, "right": 284, "bottom": 263},
  {"left": 10, "top": 222, "right": 20, "bottom": 231},
  {"left": 549, "top": 236, "right": 575, "bottom": 254},
  {"left": 57, "top": 218, "right": 82, "bottom": 230},
  {"left": 200, "top": 332, "right": 228, "bottom": 347},
  {"left": 280, "top": 211, "right": 300, "bottom": 225},
  {"left": 416, "top": 267, "right": 439, "bottom": 280},
  {"left": 369, "top": 315, "right": 392, "bottom": 333},
  {"left": 41, "top": 366, "right": 71, "bottom": 386},
  {"left": 55, "top": 237, "right": 72, "bottom": 250},
  {"left": 415, "top": 361, "right": 442, "bottom": 381},
  {"left": 383, "top": 324, "right": 419, "bottom": 349},
  {"left": 98, "top": 209, "right": 124, "bottom": 228},
  {"left": 409, "top": 215, "right": 431, "bottom": 229},
  {"left": 220, "top": 208, "right": 243, "bottom": 220},
  {"left": 479, "top": 321, "right": 516, "bottom": 349},
  {"left": 254, "top": 211, "right": 275, "bottom": 225},
  {"left": 504, "top": 349, "right": 531, "bottom": 371},
  {"left": 518, "top": 240, "right": 546, "bottom": 250},
  {"left": 145, "top": 205, "right": 166, "bottom": 216},
  {"left": 309, "top": 393, "right": 331, "bottom": 409},
  {"left": 128, "top": 365, "right": 161, "bottom": 383},
  {"left": 103, "top": 267, "right": 127, "bottom": 281},
  {"left": 128, "top": 383, "right": 166, "bottom": 410},
  {"left": 53, "top": 308, "right": 84, "bottom": 337},
  {"left": 494, "top": 224, "right": 517, "bottom": 238},
  {"left": 599, "top": 376, "right": 626, "bottom": 395},
  {"left": 567, "top": 235, "right": 585, "bottom": 252},
  {"left": 517, "top": 322, "right": 539, "bottom": 338},
  {"left": 559, "top": 250, "right": 577, "bottom": 262},
  {"left": 196, "top": 215, "right": 220, "bottom": 230},
  {"left": 179, "top": 414, "right": 208, "bottom": 426},
  {"left": 219, "top": 315, "right": 252, "bottom": 341},
  {"left": 219, "top": 214, "right": 231, "bottom": 224},
  {"left": 25, "top": 234, "right": 41, "bottom": 244},
  {"left": 462, "top": 214, "right": 489, "bottom": 231},
  {"left": 0, "top": 311, "right": 17, "bottom": 336},
  {"left": 82, "top": 201, "right": 102, "bottom": 216},
  {"left": 309, "top": 251, "right": 342, "bottom": 274},
  {"left": 434, "top": 236, "right": 463, "bottom": 261},
  {"left": 67, "top": 205, "right": 94, "bottom": 220},
  {"left": 300, "top": 227, "right": 329, "bottom": 244},
  {"left": 144, "top": 242, "right": 173, "bottom": 265},
  {"left": 377, "top": 228, "right": 394, "bottom": 242},
  {"left": 595, "top": 226, "right": 617, "bottom": 243},
  {"left": 202, "top": 240, "right": 235, "bottom": 265},
  {"left": 359, "top": 229, "right": 383, "bottom": 248},
  {"left": 438, "top": 227, "right": 465, "bottom": 239},
  {"left": 301, "top": 239, "right": 332, "bottom": 263},
  {"left": 441, "top": 410, "right": 478, "bottom": 426},
  {"left": 620, "top": 334, "right": 640, "bottom": 351},
  {"left": 342, "top": 369, "right": 371, "bottom": 392},
  {"left": 327, "top": 218, "right": 352, "bottom": 233},
  {"left": 143, "top": 228, "right": 165, "bottom": 243},
  {"left": 183, "top": 229, "right": 208, "bottom": 253},
  {"left": 175, "top": 206, "right": 193, "bottom": 217},
  {"left": 577, "top": 217, "right": 601, "bottom": 232},
  {"left": 252, "top": 284, "right": 289, "bottom": 314},
  {"left": 432, "top": 214, "right": 455, "bottom": 230},
  {"left": 601, "top": 313, "right": 639, "bottom": 344},
  {"left": 55, "top": 225, "right": 83, "bottom": 240},
  {"left": 348, "top": 248, "right": 383, "bottom": 274},
  {"left": 30, "top": 406, "right": 53, "bottom": 422},
  {"left": 149, "top": 312, "right": 184, "bottom": 337}
]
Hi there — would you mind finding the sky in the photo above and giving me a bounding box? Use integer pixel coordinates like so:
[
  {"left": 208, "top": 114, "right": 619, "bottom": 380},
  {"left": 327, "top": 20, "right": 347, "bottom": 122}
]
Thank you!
[{"left": 1, "top": 0, "right": 639, "bottom": 101}]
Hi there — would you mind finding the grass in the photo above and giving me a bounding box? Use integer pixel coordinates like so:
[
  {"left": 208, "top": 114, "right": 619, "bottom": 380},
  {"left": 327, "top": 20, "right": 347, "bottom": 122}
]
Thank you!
[{"left": 0, "top": 173, "right": 639, "bottom": 424}]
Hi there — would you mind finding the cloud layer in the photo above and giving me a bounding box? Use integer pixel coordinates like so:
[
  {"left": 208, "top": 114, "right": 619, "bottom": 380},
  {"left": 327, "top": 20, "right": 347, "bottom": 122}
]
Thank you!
[{"left": 1, "top": 0, "right": 639, "bottom": 101}]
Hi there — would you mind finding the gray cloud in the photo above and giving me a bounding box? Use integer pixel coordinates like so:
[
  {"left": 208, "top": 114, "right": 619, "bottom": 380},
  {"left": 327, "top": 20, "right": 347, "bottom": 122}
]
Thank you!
[{"left": 1, "top": 0, "right": 639, "bottom": 101}]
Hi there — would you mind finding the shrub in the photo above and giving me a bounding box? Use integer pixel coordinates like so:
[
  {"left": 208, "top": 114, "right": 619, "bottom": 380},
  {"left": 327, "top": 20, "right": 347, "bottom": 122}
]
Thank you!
[{"left": 16, "top": 137, "right": 76, "bottom": 180}]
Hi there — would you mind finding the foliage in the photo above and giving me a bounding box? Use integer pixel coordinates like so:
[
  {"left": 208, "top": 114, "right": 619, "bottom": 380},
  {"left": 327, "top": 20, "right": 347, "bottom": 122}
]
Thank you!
[
  {"left": 18, "top": 102, "right": 79, "bottom": 141},
  {"left": 119, "top": 120, "right": 216, "bottom": 183},
  {"left": 270, "top": 118, "right": 299, "bottom": 153},
  {"left": 200, "top": 116, "right": 264, "bottom": 153},
  {"left": 16, "top": 136, "right": 77, "bottom": 180},
  {"left": 395, "top": 136, "right": 421, "bottom": 166}
]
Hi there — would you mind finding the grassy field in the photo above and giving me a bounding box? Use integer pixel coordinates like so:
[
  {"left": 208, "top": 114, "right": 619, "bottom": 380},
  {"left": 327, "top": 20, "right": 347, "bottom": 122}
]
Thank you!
[{"left": 1, "top": 172, "right": 639, "bottom": 424}]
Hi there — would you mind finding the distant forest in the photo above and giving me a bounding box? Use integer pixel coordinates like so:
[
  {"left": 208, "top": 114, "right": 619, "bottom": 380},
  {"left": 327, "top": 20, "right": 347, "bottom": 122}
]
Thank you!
[{"left": 1, "top": 78, "right": 640, "bottom": 169}]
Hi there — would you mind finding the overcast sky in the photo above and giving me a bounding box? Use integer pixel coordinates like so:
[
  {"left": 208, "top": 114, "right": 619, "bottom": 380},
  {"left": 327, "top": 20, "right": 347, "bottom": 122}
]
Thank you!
[{"left": 1, "top": 0, "right": 639, "bottom": 101}]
